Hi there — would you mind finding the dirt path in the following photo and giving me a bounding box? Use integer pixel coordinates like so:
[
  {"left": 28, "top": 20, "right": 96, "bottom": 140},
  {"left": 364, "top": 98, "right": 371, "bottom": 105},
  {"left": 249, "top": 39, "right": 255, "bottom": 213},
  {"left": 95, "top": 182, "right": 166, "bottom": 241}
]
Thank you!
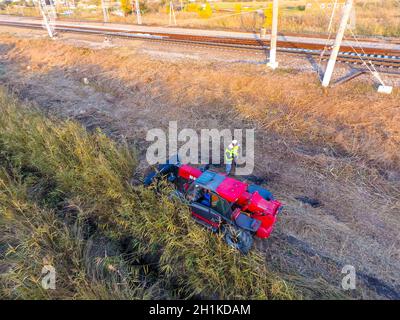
[{"left": 0, "top": 30, "right": 399, "bottom": 299}]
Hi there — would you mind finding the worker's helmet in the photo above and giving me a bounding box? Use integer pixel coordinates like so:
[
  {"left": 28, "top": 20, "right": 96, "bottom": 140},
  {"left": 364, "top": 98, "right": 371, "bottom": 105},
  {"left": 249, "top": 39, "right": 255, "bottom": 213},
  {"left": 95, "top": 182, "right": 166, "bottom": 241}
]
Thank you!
[{"left": 232, "top": 139, "right": 238, "bottom": 145}]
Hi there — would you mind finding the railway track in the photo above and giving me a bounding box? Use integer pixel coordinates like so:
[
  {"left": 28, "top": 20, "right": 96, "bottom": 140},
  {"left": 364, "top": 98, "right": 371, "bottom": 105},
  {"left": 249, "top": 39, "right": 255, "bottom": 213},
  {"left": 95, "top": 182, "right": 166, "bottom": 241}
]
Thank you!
[{"left": 1, "top": 19, "right": 400, "bottom": 71}]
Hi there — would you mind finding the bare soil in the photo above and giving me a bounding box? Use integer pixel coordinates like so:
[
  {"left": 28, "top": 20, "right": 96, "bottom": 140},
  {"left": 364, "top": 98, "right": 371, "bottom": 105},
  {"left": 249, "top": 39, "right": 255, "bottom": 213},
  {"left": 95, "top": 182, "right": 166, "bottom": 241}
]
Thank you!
[{"left": 0, "top": 26, "right": 399, "bottom": 299}]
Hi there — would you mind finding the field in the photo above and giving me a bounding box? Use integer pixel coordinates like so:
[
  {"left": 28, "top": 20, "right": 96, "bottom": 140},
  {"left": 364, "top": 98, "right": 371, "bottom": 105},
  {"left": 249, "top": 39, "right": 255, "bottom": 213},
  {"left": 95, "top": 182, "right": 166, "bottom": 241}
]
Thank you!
[
  {"left": 1, "top": 0, "right": 400, "bottom": 37},
  {"left": 0, "top": 27, "right": 399, "bottom": 299}
]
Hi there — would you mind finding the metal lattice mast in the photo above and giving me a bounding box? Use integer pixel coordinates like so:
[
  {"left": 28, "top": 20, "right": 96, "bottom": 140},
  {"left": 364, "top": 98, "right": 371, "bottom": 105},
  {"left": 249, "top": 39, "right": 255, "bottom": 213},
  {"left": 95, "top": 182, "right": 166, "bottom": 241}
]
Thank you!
[
  {"left": 169, "top": 1, "right": 177, "bottom": 26},
  {"left": 101, "top": 0, "right": 109, "bottom": 23},
  {"left": 37, "top": 0, "right": 57, "bottom": 38}
]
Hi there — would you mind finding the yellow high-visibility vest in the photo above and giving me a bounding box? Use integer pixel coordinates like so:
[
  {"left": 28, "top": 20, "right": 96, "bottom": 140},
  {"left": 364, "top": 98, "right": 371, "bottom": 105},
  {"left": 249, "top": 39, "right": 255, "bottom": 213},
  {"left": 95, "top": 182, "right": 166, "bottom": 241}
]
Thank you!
[
  {"left": 225, "top": 148, "right": 234, "bottom": 163},
  {"left": 232, "top": 145, "right": 239, "bottom": 157}
]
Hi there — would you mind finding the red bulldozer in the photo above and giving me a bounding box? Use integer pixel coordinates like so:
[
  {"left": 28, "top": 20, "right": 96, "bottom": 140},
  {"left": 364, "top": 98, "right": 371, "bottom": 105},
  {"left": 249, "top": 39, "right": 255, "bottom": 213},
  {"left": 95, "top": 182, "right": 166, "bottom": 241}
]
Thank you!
[{"left": 144, "top": 157, "right": 282, "bottom": 254}]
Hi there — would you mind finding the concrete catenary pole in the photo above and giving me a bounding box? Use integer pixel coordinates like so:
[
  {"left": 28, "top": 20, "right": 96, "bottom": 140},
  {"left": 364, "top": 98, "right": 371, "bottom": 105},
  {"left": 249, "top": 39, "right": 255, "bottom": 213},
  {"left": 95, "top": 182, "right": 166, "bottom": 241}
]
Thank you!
[
  {"left": 135, "top": 0, "right": 142, "bottom": 25},
  {"left": 267, "top": 0, "right": 279, "bottom": 69},
  {"left": 322, "top": 0, "right": 353, "bottom": 87}
]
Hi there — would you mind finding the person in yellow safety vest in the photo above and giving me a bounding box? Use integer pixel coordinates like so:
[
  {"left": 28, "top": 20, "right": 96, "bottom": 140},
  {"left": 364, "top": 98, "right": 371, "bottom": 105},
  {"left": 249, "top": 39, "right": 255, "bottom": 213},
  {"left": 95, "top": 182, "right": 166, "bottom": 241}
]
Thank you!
[{"left": 225, "top": 140, "right": 239, "bottom": 175}]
